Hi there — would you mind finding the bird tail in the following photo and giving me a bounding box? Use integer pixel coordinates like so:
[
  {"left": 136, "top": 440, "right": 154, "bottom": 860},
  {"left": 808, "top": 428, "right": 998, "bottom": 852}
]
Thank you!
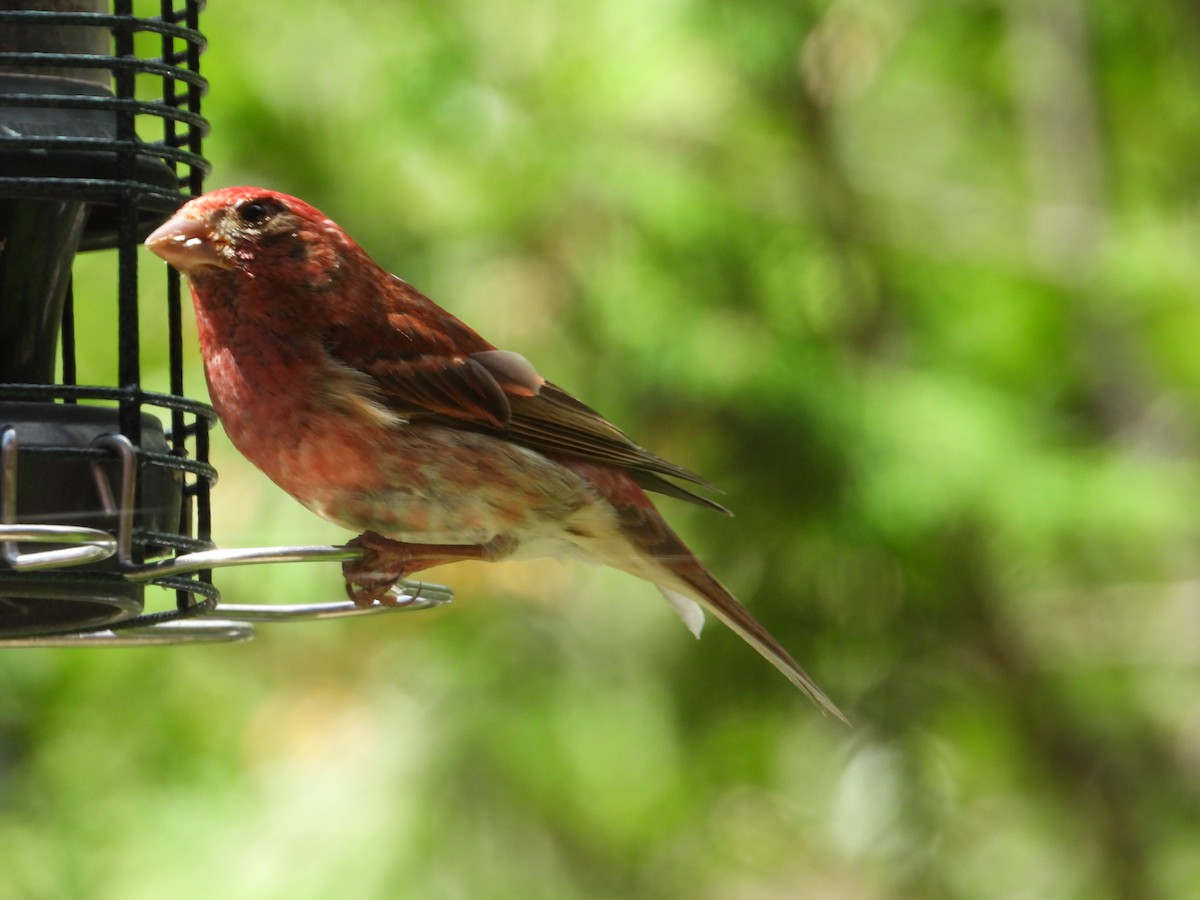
[
  {"left": 614, "top": 503, "right": 846, "bottom": 722},
  {"left": 655, "top": 568, "right": 848, "bottom": 724},
  {"left": 561, "top": 458, "right": 846, "bottom": 722}
]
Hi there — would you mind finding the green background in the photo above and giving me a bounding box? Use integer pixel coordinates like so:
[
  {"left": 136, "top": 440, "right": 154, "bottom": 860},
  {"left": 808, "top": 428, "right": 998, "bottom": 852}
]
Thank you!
[{"left": 4, "top": 1, "right": 1200, "bottom": 897}]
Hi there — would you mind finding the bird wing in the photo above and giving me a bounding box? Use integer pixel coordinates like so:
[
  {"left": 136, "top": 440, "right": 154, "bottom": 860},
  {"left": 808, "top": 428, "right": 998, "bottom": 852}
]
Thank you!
[
  {"left": 327, "top": 321, "right": 728, "bottom": 514},
  {"left": 351, "top": 352, "right": 516, "bottom": 429}
]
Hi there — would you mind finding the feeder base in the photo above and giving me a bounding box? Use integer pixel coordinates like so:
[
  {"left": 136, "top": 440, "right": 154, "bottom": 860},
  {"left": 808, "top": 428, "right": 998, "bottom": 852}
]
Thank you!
[{"left": 0, "top": 574, "right": 142, "bottom": 636}]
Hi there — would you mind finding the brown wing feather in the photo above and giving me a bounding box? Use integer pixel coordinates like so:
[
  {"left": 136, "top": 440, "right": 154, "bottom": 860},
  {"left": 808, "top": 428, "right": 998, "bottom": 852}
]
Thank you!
[
  {"left": 503, "top": 384, "right": 730, "bottom": 514},
  {"left": 323, "top": 277, "right": 511, "bottom": 427},
  {"left": 325, "top": 287, "right": 724, "bottom": 511},
  {"left": 357, "top": 355, "right": 512, "bottom": 429}
]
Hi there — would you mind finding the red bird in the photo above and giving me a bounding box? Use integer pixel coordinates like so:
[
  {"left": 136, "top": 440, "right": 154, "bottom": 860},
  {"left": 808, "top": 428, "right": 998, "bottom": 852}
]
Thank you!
[{"left": 145, "top": 187, "right": 844, "bottom": 720}]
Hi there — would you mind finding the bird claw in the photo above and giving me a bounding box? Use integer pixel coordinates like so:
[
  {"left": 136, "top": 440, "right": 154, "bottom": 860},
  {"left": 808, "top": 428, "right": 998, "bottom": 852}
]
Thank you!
[
  {"left": 342, "top": 531, "right": 520, "bottom": 606},
  {"left": 343, "top": 531, "right": 406, "bottom": 606},
  {"left": 344, "top": 576, "right": 401, "bottom": 607}
]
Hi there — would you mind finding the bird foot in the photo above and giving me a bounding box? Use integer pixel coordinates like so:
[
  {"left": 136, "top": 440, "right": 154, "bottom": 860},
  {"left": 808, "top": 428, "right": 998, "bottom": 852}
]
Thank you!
[{"left": 342, "top": 531, "right": 517, "bottom": 606}]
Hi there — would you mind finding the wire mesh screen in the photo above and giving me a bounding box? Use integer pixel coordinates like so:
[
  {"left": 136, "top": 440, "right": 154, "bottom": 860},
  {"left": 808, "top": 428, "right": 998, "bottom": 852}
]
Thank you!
[{"left": 0, "top": 0, "right": 216, "bottom": 635}]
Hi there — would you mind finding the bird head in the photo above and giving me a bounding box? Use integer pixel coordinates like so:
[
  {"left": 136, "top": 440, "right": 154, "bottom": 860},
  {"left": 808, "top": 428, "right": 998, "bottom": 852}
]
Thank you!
[{"left": 144, "top": 187, "right": 355, "bottom": 291}]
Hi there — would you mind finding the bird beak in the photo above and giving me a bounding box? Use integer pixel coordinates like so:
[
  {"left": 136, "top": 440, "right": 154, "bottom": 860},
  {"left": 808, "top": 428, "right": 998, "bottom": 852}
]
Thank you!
[{"left": 144, "top": 213, "right": 233, "bottom": 273}]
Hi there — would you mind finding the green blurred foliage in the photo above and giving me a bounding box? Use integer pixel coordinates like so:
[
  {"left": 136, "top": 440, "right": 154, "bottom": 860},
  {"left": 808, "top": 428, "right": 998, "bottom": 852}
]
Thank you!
[{"left": 5, "top": 0, "right": 1200, "bottom": 897}]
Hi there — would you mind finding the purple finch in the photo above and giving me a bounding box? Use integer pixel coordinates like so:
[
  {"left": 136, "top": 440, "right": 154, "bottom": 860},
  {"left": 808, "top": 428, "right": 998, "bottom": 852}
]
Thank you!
[{"left": 145, "top": 187, "right": 844, "bottom": 720}]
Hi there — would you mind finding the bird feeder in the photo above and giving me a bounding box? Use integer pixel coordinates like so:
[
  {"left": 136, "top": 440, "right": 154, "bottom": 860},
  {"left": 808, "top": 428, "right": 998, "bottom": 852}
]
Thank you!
[{"left": 0, "top": 0, "right": 449, "bottom": 647}]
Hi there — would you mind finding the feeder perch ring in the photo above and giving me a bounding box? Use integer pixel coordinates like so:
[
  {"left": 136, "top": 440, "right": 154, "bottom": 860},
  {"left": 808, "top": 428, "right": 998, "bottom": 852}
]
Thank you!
[{"left": 1, "top": 420, "right": 452, "bottom": 647}]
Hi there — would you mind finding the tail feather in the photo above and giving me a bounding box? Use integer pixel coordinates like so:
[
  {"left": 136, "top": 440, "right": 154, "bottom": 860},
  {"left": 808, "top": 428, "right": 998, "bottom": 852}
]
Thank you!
[
  {"left": 659, "top": 579, "right": 848, "bottom": 724},
  {"left": 563, "top": 458, "right": 847, "bottom": 722},
  {"left": 632, "top": 522, "right": 847, "bottom": 721}
]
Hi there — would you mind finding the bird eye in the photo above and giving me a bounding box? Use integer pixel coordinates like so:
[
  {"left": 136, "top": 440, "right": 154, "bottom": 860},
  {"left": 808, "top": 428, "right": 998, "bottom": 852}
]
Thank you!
[{"left": 235, "top": 196, "right": 285, "bottom": 226}]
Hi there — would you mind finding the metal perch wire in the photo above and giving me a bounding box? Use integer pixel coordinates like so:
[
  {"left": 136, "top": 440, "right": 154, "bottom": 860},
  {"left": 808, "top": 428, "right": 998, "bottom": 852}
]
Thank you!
[{"left": 0, "top": 423, "right": 452, "bottom": 646}]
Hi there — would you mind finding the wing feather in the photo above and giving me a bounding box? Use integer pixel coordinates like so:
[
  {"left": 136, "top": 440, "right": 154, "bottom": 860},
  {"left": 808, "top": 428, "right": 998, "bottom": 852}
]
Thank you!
[{"left": 326, "top": 295, "right": 724, "bottom": 511}]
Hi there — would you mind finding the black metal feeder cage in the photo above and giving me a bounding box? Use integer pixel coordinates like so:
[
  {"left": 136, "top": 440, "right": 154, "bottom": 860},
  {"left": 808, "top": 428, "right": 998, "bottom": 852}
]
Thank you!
[{"left": 0, "top": 0, "right": 449, "bottom": 647}]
